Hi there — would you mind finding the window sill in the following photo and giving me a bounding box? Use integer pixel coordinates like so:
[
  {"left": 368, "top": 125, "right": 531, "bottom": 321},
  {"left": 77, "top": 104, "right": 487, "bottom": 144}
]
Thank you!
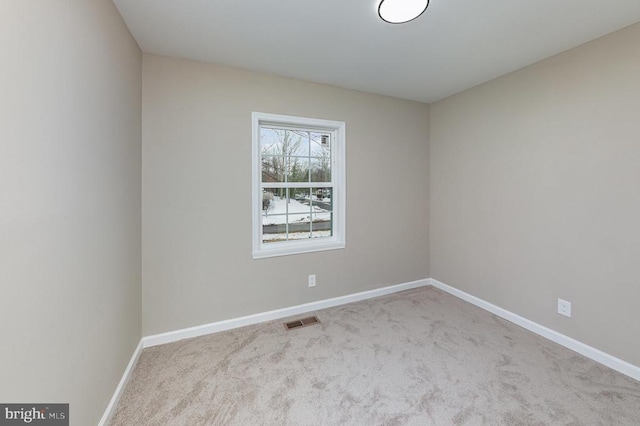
[{"left": 252, "top": 240, "right": 345, "bottom": 259}]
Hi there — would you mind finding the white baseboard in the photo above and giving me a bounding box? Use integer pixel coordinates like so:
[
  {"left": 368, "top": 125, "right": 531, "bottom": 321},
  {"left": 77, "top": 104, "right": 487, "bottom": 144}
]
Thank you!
[
  {"left": 98, "top": 340, "right": 144, "bottom": 426},
  {"left": 101, "top": 276, "right": 638, "bottom": 424},
  {"left": 142, "top": 278, "right": 430, "bottom": 348},
  {"left": 429, "top": 278, "right": 640, "bottom": 382}
]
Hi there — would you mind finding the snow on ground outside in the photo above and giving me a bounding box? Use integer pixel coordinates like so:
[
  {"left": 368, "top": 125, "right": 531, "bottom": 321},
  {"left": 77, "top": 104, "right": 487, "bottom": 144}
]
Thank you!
[
  {"left": 262, "top": 230, "right": 331, "bottom": 242},
  {"left": 263, "top": 196, "right": 331, "bottom": 225}
]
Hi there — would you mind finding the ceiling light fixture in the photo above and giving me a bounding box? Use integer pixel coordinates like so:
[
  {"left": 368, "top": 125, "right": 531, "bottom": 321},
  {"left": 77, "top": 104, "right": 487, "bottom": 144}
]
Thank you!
[{"left": 378, "top": 0, "right": 429, "bottom": 24}]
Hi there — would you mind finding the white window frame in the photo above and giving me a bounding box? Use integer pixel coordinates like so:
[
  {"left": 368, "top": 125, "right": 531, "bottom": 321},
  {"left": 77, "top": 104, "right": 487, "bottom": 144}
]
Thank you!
[{"left": 252, "top": 112, "right": 346, "bottom": 259}]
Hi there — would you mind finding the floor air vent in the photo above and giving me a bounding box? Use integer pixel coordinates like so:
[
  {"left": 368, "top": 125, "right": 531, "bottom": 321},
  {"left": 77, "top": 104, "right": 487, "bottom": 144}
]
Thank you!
[{"left": 284, "top": 316, "right": 320, "bottom": 330}]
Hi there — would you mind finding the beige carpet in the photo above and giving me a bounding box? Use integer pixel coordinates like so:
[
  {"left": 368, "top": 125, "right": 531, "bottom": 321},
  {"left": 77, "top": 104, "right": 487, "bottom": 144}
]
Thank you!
[{"left": 110, "top": 287, "right": 640, "bottom": 425}]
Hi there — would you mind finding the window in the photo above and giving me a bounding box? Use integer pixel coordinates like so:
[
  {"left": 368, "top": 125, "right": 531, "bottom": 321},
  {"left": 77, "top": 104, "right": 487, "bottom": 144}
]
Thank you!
[{"left": 252, "top": 112, "right": 346, "bottom": 259}]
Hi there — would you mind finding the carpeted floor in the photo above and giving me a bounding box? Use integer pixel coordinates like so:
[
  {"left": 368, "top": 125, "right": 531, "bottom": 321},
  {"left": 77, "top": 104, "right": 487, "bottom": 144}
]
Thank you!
[{"left": 110, "top": 287, "right": 640, "bottom": 425}]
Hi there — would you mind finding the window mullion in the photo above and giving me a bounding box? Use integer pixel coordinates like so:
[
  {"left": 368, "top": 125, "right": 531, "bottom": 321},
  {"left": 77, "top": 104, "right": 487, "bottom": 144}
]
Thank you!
[
  {"left": 284, "top": 187, "right": 289, "bottom": 241},
  {"left": 263, "top": 182, "right": 331, "bottom": 188}
]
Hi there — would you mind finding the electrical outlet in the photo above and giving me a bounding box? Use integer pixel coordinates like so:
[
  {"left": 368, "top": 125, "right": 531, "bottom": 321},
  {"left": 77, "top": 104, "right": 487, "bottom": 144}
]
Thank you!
[
  {"left": 557, "top": 299, "right": 571, "bottom": 317},
  {"left": 308, "top": 274, "right": 316, "bottom": 288}
]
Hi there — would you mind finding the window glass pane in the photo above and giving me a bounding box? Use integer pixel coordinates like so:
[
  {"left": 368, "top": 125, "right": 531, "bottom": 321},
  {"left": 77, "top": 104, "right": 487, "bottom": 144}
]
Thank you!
[
  {"left": 262, "top": 188, "right": 285, "bottom": 244},
  {"left": 311, "top": 187, "right": 333, "bottom": 238},
  {"left": 310, "top": 132, "right": 331, "bottom": 157},
  {"left": 290, "top": 130, "right": 310, "bottom": 157},
  {"left": 273, "top": 129, "right": 307, "bottom": 159},
  {"left": 287, "top": 213, "right": 311, "bottom": 240},
  {"left": 287, "top": 157, "right": 310, "bottom": 183},
  {"left": 262, "top": 156, "right": 285, "bottom": 182},
  {"left": 260, "top": 128, "right": 285, "bottom": 156},
  {"left": 292, "top": 187, "right": 311, "bottom": 203},
  {"left": 262, "top": 188, "right": 282, "bottom": 217},
  {"left": 262, "top": 219, "right": 286, "bottom": 243},
  {"left": 310, "top": 157, "right": 331, "bottom": 182},
  {"left": 284, "top": 187, "right": 311, "bottom": 214}
]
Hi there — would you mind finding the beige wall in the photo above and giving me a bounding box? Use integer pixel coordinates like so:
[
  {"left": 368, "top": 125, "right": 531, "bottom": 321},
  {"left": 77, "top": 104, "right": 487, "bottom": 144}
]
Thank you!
[
  {"left": 0, "top": 1, "right": 141, "bottom": 425},
  {"left": 430, "top": 23, "right": 640, "bottom": 366},
  {"left": 142, "top": 54, "right": 430, "bottom": 335}
]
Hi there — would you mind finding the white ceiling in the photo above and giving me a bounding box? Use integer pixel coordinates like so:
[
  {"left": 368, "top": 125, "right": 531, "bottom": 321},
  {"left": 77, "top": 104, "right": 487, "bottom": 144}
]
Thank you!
[{"left": 113, "top": 0, "right": 640, "bottom": 103}]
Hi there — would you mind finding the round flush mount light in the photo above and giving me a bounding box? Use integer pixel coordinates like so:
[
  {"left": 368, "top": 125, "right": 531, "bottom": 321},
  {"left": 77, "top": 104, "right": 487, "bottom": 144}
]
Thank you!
[{"left": 378, "top": 0, "right": 430, "bottom": 24}]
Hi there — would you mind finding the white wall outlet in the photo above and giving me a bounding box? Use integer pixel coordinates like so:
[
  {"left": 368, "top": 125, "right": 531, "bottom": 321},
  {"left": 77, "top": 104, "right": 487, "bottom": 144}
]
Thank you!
[
  {"left": 557, "top": 298, "right": 572, "bottom": 317},
  {"left": 308, "top": 274, "right": 316, "bottom": 288}
]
